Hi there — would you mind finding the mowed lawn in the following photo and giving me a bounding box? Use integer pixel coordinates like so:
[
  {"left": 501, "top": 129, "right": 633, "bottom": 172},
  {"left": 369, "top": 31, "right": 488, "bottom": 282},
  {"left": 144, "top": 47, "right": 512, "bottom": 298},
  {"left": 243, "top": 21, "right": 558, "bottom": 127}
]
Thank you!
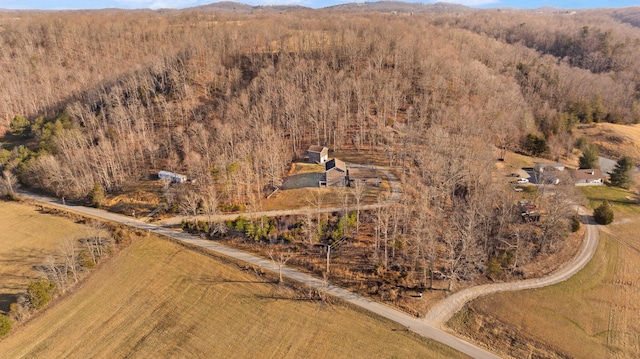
[
  {"left": 0, "top": 201, "right": 89, "bottom": 312},
  {"left": 455, "top": 187, "right": 640, "bottom": 358},
  {"left": 0, "top": 235, "right": 467, "bottom": 359}
]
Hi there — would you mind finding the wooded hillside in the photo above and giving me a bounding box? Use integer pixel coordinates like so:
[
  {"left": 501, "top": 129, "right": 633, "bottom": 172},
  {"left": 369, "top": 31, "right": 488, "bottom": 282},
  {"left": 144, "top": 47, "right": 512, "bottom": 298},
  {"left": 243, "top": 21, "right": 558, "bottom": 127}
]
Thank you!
[{"left": 1, "top": 5, "right": 639, "bottom": 292}]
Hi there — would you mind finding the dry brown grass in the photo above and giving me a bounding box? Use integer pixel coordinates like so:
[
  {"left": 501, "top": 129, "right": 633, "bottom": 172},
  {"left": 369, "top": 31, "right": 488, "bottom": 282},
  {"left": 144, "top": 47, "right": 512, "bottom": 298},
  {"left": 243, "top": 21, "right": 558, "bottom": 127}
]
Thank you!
[
  {"left": 331, "top": 149, "right": 391, "bottom": 167},
  {"left": 451, "top": 206, "right": 640, "bottom": 358},
  {"left": 0, "top": 236, "right": 467, "bottom": 359},
  {"left": 103, "top": 180, "right": 163, "bottom": 216},
  {"left": 263, "top": 156, "right": 391, "bottom": 211},
  {"left": 0, "top": 201, "right": 89, "bottom": 313},
  {"left": 577, "top": 122, "right": 640, "bottom": 162}
]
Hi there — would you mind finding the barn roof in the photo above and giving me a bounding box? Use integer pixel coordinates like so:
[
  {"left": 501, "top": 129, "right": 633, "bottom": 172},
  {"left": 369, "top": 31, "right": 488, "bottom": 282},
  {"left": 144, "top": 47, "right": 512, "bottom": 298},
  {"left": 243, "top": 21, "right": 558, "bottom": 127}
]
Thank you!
[
  {"left": 325, "top": 158, "right": 346, "bottom": 173},
  {"left": 308, "top": 145, "right": 327, "bottom": 153}
]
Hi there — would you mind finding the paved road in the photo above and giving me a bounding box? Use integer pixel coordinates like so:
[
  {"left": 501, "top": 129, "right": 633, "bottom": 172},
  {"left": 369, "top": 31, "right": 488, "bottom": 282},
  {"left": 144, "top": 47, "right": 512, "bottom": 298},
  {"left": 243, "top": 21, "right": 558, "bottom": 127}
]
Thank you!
[
  {"left": 17, "top": 190, "right": 497, "bottom": 359},
  {"left": 424, "top": 206, "right": 599, "bottom": 326},
  {"left": 158, "top": 165, "right": 402, "bottom": 226}
]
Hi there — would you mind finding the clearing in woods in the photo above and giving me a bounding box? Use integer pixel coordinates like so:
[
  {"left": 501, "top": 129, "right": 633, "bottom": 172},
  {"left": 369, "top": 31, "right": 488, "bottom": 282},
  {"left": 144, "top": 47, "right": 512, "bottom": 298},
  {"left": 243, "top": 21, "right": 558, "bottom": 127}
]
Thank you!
[
  {"left": 262, "top": 160, "right": 390, "bottom": 211},
  {"left": 0, "top": 201, "right": 89, "bottom": 313},
  {"left": 0, "top": 235, "right": 467, "bottom": 359},
  {"left": 449, "top": 186, "right": 640, "bottom": 358}
]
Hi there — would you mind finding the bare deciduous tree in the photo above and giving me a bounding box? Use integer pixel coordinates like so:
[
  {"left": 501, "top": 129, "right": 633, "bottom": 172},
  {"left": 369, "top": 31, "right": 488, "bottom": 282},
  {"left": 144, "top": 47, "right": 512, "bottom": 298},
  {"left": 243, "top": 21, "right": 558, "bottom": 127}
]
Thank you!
[{"left": 269, "top": 248, "right": 294, "bottom": 284}]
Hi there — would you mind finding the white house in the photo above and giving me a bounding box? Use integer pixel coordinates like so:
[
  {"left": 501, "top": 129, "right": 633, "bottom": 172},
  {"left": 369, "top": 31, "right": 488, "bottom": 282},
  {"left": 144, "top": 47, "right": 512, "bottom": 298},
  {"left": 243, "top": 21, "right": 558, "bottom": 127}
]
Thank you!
[
  {"left": 572, "top": 169, "right": 605, "bottom": 186},
  {"left": 158, "top": 170, "right": 187, "bottom": 184}
]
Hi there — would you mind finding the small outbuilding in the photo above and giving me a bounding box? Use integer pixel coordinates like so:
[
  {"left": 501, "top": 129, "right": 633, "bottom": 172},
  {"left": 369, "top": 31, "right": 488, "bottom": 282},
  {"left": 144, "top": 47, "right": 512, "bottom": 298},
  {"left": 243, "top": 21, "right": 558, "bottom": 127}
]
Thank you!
[
  {"left": 307, "top": 145, "right": 329, "bottom": 164},
  {"left": 347, "top": 167, "right": 381, "bottom": 187},
  {"left": 572, "top": 169, "right": 605, "bottom": 186},
  {"left": 158, "top": 170, "right": 188, "bottom": 184}
]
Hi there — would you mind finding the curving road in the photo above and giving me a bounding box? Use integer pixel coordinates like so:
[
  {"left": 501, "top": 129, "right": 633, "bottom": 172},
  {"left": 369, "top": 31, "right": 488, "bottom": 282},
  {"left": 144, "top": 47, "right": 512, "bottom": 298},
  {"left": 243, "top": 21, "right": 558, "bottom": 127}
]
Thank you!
[
  {"left": 424, "top": 206, "right": 599, "bottom": 326},
  {"left": 16, "top": 191, "right": 598, "bottom": 359},
  {"left": 17, "top": 190, "right": 497, "bottom": 359}
]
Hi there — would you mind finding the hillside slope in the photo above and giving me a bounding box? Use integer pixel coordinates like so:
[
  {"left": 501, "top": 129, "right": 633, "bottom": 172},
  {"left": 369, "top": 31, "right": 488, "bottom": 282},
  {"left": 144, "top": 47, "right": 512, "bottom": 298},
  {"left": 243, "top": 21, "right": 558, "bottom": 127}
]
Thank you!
[{"left": 0, "top": 236, "right": 466, "bottom": 359}]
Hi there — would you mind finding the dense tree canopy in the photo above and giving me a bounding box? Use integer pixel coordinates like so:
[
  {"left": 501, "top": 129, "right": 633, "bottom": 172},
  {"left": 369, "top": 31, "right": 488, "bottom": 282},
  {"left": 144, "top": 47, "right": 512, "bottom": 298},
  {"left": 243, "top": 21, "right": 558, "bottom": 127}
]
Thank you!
[{"left": 0, "top": 6, "right": 635, "bottom": 291}]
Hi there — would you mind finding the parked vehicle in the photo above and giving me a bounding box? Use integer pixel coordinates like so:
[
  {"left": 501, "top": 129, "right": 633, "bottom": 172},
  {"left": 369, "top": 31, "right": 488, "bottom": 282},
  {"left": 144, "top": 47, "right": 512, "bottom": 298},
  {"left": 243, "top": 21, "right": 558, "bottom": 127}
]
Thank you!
[{"left": 517, "top": 178, "right": 529, "bottom": 184}]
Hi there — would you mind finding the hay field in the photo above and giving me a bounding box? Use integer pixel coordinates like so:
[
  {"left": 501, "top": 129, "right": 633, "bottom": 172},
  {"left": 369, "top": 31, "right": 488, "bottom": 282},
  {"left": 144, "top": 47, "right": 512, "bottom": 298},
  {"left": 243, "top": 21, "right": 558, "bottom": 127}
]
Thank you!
[
  {"left": 451, "top": 193, "right": 640, "bottom": 358},
  {"left": 0, "top": 235, "right": 466, "bottom": 359},
  {"left": 0, "top": 201, "right": 89, "bottom": 313}
]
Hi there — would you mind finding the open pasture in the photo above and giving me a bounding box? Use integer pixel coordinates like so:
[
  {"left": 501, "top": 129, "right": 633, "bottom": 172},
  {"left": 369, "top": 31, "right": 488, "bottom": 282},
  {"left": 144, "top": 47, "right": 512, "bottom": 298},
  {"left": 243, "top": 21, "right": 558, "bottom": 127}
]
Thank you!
[
  {"left": 0, "top": 235, "right": 466, "bottom": 359},
  {"left": 0, "top": 201, "right": 89, "bottom": 313}
]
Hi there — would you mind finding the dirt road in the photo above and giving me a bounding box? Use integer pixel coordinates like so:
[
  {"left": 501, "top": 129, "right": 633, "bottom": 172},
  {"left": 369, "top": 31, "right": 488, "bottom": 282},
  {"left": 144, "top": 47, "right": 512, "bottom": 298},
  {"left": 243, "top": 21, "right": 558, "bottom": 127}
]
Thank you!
[
  {"left": 157, "top": 166, "right": 401, "bottom": 226},
  {"left": 17, "top": 191, "right": 598, "bottom": 359},
  {"left": 17, "top": 190, "right": 497, "bottom": 359},
  {"left": 423, "top": 206, "right": 599, "bottom": 326}
]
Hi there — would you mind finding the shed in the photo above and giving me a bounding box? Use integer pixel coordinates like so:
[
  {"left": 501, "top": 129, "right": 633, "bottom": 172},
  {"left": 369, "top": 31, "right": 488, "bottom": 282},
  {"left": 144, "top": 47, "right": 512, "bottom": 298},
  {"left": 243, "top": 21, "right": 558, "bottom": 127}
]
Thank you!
[{"left": 308, "top": 146, "right": 329, "bottom": 164}]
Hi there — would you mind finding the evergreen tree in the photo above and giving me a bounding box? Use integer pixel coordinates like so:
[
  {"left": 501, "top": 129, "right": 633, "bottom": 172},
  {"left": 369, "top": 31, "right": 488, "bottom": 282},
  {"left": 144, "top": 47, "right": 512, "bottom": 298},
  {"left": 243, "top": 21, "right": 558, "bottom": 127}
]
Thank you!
[
  {"left": 27, "top": 278, "right": 56, "bottom": 310},
  {"left": 9, "top": 115, "right": 30, "bottom": 138},
  {"left": 0, "top": 315, "right": 11, "bottom": 338},
  {"left": 578, "top": 144, "right": 599, "bottom": 169},
  {"left": 593, "top": 200, "right": 614, "bottom": 225},
  {"left": 524, "top": 133, "right": 548, "bottom": 156},
  {"left": 609, "top": 156, "right": 635, "bottom": 189},
  {"left": 88, "top": 183, "right": 105, "bottom": 208}
]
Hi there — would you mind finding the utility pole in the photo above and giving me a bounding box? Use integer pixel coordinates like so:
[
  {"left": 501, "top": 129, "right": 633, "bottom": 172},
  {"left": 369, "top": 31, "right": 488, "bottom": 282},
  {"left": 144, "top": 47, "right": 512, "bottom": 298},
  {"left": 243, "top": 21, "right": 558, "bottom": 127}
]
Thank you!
[{"left": 326, "top": 244, "right": 331, "bottom": 275}]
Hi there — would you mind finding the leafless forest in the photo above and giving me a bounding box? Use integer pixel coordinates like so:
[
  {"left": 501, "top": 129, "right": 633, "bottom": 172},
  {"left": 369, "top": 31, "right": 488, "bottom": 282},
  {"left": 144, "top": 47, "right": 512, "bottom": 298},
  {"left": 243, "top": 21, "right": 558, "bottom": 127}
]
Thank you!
[{"left": 1, "top": 5, "right": 640, "bottom": 293}]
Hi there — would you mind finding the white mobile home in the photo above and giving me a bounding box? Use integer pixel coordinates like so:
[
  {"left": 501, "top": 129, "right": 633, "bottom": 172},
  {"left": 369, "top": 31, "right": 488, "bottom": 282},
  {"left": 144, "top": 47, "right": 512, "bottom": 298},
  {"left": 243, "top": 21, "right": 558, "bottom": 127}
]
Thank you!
[{"left": 158, "top": 170, "right": 187, "bottom": 184}]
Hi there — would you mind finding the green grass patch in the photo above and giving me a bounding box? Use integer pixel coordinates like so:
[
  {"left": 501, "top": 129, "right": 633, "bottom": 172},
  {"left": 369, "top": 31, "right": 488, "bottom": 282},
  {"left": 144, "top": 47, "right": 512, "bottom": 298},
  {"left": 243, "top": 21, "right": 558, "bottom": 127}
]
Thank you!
[{"left": 579, "top": 186, "right": 640, "bottom": 214}]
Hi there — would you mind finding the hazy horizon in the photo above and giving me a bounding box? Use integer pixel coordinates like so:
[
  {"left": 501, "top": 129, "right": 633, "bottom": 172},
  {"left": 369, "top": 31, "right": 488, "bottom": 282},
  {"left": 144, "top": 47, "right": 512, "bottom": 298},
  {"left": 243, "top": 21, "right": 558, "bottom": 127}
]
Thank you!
[{"left": 2, "top": 0, "right": 639, "bottom": 11}]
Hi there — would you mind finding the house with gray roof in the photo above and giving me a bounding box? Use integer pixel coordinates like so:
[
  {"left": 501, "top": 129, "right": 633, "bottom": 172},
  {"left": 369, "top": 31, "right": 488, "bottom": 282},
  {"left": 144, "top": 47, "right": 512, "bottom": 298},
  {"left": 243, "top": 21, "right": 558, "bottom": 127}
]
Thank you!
[{"left": 572, "top": 169, "right": 605, "bottom": 186}]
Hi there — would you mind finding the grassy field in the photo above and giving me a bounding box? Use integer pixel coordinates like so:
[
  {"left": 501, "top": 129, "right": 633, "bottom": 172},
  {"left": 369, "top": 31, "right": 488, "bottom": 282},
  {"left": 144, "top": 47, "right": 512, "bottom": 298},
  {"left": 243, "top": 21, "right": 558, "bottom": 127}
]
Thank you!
[
  {"left": 0, "top": 235, "right": 467, "bottom": 359},
  {"left": 580, "top": 185, "right": 640, "bottom": 216},
  {"left": 0, "top": 201, "right": 89, "bottom": 313},
  {"left": 450, "top": 187, "right": 640, "bottom": 358}
]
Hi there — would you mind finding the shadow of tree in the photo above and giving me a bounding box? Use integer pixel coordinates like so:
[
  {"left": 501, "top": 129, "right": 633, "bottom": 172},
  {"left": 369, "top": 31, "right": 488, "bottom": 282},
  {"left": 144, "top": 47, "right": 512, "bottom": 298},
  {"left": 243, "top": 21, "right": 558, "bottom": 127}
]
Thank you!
[
  {"left": 0, "top": 293, "right": 18, "bottom": 313},
  {"left": 281, "top": 173, "right": 324, "bottom": 190}
]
